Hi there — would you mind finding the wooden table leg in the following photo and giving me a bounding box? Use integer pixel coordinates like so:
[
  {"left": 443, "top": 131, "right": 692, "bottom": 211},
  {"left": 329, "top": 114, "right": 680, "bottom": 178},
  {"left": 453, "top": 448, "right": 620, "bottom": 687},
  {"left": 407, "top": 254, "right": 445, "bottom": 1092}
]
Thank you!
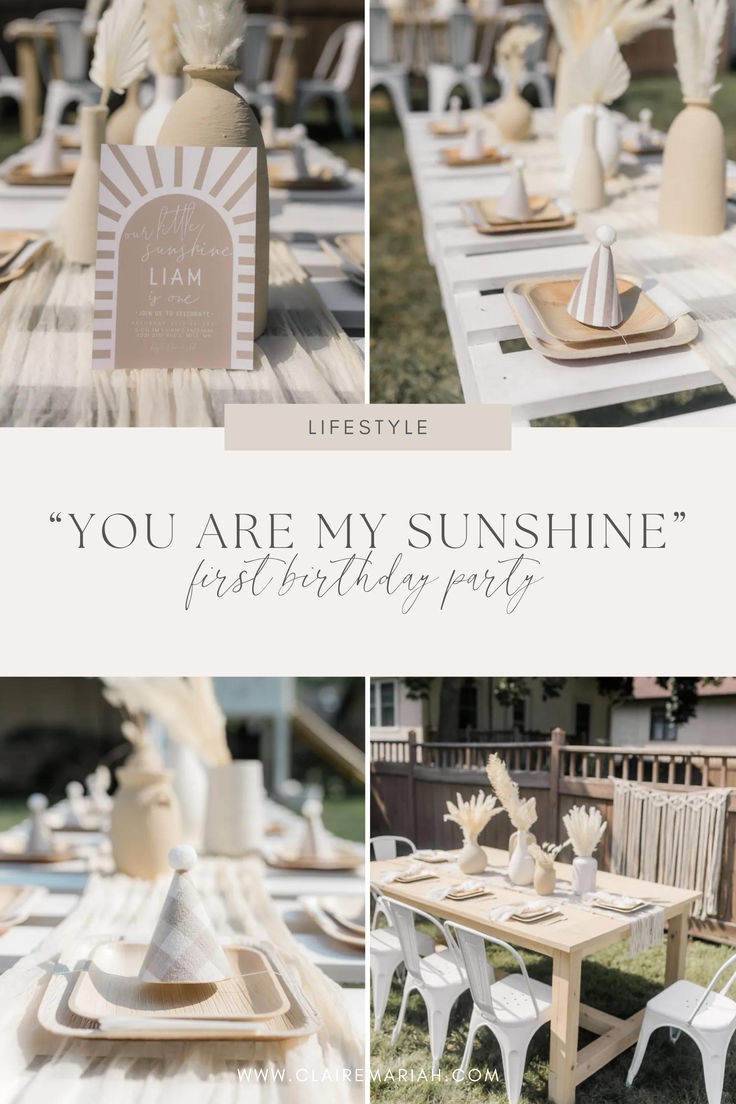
[
  {"left": 548, "top": 950, "right": 582, "bottom": 1104},
  {"left": 665, "top": 907, "right": 689, "bottom": 987}
]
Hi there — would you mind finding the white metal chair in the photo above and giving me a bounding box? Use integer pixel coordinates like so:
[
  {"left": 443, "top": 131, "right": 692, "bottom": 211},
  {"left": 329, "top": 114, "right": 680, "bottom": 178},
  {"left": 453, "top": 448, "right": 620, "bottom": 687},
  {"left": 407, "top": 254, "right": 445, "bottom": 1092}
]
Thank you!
[
  {"left": 36, "top": 9, "right": 98, "bottom": 131},
  {"left": 371, "top": 893, "right": 408, "bottom": 1031},
  {"left": 370, "top": 834, "right": 417, "bottom": 860},
  {"left": 426, "top": 8, "right": 483, "bottom": 116},
  {"left": 445, "top": 921, "right": 552, "bottom": 1104},
  {"left": 369, "top": 3, "right": 411, "bottom": 121},
  {"left": 627, "top": 953, "right": 736, "bottom": 1104},
  {"left": 295, "top": 21, "right": 364, "bottom": 139},
  {"left": 0, "top": 48, "right": 25, "bottom": 121},
  {"left": 235, "top": 15, "right": 279, "bottom": 113},
  {"left": 494, "top": 4, "right": 552, "bottom": 109},
  {"left": 387, "top": 899, "right": 469, "bottom": 1073}
]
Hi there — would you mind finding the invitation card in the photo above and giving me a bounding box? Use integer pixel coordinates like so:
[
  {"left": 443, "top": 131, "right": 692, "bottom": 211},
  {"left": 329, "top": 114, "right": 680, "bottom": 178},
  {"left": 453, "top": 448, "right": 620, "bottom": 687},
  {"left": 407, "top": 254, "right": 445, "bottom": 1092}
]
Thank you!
[{"left": 92, "top": 145, "right": 258, "bottom": 372}]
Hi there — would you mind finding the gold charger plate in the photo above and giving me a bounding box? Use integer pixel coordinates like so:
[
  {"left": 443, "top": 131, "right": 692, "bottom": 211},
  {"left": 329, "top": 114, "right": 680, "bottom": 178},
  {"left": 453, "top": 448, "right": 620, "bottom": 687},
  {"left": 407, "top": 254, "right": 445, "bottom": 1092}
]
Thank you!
[
  {"left": 443, "top": 146, "right": 508, "bottom": 168},
  {"left": 68, "top": 942, "right": 290, "bottom": 1022},
  {"left": 522, "top": 275, "right": 671, "bottom": 343},
  {"left": 465, "top": 196, "right": 576, "bottom": 235},
  {"left": 39, "top": 938, "right": 322, "bottom": 1040},
  {"left": 5, "top": 161, "right": 77, "bottom": 186}
]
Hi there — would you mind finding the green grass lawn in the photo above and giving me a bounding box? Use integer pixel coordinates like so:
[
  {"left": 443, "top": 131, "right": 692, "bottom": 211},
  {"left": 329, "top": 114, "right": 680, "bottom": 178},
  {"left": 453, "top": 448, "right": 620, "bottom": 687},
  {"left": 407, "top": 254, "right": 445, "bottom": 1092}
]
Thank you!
[
  {"left": 0, "top": 799, "right": 26, "bottom": 831},
  {"left": 371, "top": 929, "right": 736, "bottom": 1103},
  {"left": 322, "top": 795, "right": 365, "bottom": 843},
  {"left": 369, "top": 75, "right": 736, "bottom": 423}
]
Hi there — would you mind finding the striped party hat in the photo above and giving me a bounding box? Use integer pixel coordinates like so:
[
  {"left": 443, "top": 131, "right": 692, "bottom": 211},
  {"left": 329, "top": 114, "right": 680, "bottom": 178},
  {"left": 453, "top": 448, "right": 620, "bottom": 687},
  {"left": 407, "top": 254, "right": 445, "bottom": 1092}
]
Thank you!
[{"left": 567, "top": 224, "right": 623, "bottom": 328}]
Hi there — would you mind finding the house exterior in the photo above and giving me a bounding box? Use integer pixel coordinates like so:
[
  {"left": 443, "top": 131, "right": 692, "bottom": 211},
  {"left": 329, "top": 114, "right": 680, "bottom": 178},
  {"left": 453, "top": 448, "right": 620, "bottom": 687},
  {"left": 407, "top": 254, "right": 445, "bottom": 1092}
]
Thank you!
[
  {"left": 610, "top": 678, "right": 736, "bottom": 747},
  {"left": 370, "top": 677, "right": 424, "bottom": 740}
]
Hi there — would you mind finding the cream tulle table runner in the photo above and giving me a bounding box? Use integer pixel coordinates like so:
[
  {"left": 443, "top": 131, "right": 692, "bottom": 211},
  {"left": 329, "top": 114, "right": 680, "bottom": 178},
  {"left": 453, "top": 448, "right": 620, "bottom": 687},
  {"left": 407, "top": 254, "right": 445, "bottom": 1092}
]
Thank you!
[
  {"left": 0, "top": 241, "right": 364, "bottom": 426},
  {"left": 0, "top": 857, "right": 363, "bottom": 1103}
]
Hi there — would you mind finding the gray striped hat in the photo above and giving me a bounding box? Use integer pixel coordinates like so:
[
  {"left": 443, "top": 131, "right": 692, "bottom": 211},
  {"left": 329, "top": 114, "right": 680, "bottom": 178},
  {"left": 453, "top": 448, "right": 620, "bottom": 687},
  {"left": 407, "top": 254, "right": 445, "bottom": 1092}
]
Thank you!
[{"left": 567, "top": 224, "right": 623, "bottom": 328}]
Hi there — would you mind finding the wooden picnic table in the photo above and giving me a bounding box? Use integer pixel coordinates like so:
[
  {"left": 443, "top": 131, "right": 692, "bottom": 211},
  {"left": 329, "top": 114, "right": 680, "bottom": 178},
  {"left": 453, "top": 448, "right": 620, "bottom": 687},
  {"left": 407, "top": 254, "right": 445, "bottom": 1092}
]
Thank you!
[
  {"left": 371, "top": 846, "right": 699, "bottom": 1104},
  {"left": 400, "top": 107, "right": 736, "bottom": 426}
]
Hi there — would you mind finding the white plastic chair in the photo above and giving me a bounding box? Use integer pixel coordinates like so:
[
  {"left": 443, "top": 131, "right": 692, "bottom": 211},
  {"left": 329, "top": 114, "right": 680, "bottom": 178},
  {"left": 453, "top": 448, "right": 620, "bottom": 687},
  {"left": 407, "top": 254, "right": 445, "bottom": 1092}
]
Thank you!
[
  {"left": 295, "top": 22, "right": 364, "bottom": 139},
  {"left": 494, "top": 4, "right": 552, "bottom": 109},
  {"left": 426, "top": 8, "right": 483, "bottom": 116},
  {"left": 36, "top": 9, "right": 98, "bottom": 131},
  {"left": 0, "top": 48, "right": 25, "bottom": 120},
  {"left": 235, "top": 15, "right": 280, "bottom": 113},
  {"left": 387, "top": 899, "right": 469, "bottom": 1073},
  {"left": 445, "top": 922, "right": 552, "bottom": 1104},
  {"left": 370, "top": 834, "right": 417, "bottom": 860},
  {"left": 627, "top": 952, "right": 736, "bottom": 1104},
  {"left": 369, "top": 3, "right": 411, "bottom": 121}
]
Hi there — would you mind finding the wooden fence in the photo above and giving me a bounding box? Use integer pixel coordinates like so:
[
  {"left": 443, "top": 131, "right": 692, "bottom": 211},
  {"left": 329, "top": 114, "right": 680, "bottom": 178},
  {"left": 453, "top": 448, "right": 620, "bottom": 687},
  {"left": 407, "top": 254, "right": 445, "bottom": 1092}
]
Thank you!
[{"left": 371, "top": 729, "right": 736, "bottom": 945}]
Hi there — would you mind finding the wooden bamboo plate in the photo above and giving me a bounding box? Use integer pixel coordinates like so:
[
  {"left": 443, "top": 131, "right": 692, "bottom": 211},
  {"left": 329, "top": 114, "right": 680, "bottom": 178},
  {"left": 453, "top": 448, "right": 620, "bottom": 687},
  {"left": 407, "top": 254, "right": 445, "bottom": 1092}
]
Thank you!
[
  {"left": 430, "top": 120, "right": 468, "bottom": 136},
  {"left": 464, "top": 197, "right": 576, "bottom": 235},
  {"left": 443, "top": 146, "right": 508, "bottom": 168},
  {"left": 0, "top": 847, "right": 75, "bottom": 863},
  {"left": 68, "top": 942, "right": 289, "bottom": 1022},
  {"left": 0, "top": 884, "right": 39, "bottom": 931},
  {"left": 446, "top": 887, "right": 493, "bottom": 901},
  {"left": 0, "top": 235, "right": 49, "bottom": 288},
  {"left": 299, "top": 897, "right": 365, "bottom": 950},
  {"left": 39, "top": 938, "right": 322, "bottom": 1040},
  {"left": 268, "top": 168, "right": 349, "bottom": 191},
  {"left": 5, "top": 161, "right": 78, "bottom": 186},
  {"left": 413, "top": 850, "right": 450, "bottom": 863},
  {"left": 510, "top": 309, "right": 699, "bottom": 361},
  {"left": 509, "top": 906, "right": 562, "bottom": 924},
  {"left": 591, "top": 897, "right": 647, "bottom": 914},
  {"left": 521, "top": 275, "right": 672, "bottom": 343},
  {"left": 334, "top": 233, "right": 365, "bottom": 271},
  {"left": 317, "top": 894, "right": 365, "bottom": 935},
  {"left": 265, "top": 848, "right": 363, "bottom": 871},
  {"left": 394, "top": 870, "right": 438, "bottom": 884},
  {"left": 622, "top": 138, "right": 664, "bottom": 155}
]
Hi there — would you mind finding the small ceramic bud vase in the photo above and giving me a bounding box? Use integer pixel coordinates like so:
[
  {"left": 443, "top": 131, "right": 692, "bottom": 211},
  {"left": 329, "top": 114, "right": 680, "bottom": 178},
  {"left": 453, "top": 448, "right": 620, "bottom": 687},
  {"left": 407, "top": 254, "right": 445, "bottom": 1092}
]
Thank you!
[
  {"left": 572, "top": 855, "right": 598, "bottom": 895},
  {"left": 534, "top": 861, "right": 556, "bottom": 896},
  {"left": 659, "top": 98, "right": 726, "bottom": 236},
  {"left": 508, "top": 830, "right": 535, "bottom": 885},
  {"left": 569, "top": 109, "right": 605, "bottom": 213},
  {"left": 61, "top": 104, "right": 109, "bottom": 266},
  {"left": 495, "top": 78, "right": 532, "bottom": 142},
  {"left": 157, "top": 65, "right": 270, "bottom": 338},
  {"left": 107, "top": 79, "right": 144, "bottom": 144},
  {"left": 457, "top": 832, "right": 487, "bottom": 874}
]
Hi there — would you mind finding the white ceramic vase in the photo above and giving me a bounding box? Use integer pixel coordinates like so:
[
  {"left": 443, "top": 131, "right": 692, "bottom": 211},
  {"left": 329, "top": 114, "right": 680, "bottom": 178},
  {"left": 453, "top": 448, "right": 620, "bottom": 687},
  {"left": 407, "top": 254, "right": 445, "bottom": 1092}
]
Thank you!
[
  {"left": 560, "top": 103, "right": 621, "bottom": 180},
  {"left": 508, "top": 830, "right": 535, "bottom": 885},
  {"left": 659, "top": 99, "right": 726, "bottom": 236},
  {"left": 61, "top": 104, "right": 108, "bottom": 266},
  {"left": 508, "top": 829, "right": 536, "bottom": 860},
  {"left": 204, "top": 760, "right": 265, "bottom": 856},
  {"left": 134, "top": 74, "right": 184, "bottom": 144},
  {"left": 167, "top": 743, "right": 209, "bottom": 848},
  {"left": 572, "top": 855, "right": 598, "bottom": 895},
  {"left": 110, "top": 766, "right": 183, "bottom": 879},
  {"left": 157, "top": 65, "right": 270, "bottom": 339},
  {"left": 107, "top": 79, "right": 144, "bottom": 144},
  {"left": 457, "top": 833, "right": 487, "bottom": 874}
]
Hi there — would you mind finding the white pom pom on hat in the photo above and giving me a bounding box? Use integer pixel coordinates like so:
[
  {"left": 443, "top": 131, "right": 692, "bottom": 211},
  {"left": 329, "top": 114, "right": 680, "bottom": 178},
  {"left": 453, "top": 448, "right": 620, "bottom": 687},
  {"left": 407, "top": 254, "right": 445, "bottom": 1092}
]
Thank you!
[
  {"left": 27, "top": 793, "right": 48, "bottom": 811},
  {"left": 596, "top": 224, "right": 616, "bottom": 247},
  {"left": 169, "top": 844, "right": 197, "bottom": 873}
]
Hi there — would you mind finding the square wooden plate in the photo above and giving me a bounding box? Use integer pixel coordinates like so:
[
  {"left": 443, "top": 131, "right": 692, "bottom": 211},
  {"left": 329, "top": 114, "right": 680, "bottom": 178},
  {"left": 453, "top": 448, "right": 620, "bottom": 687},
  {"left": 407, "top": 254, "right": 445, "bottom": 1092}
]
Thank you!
[
  {"left": 622, "top": 138, "right": 664, "bottom": 155},
  {"left": 0, "top": 234, "right": 48, "bottom": 288},
  {"left": 430, "top": 121, "right": 468, "bottom": 136},
  {"left": 316, "top": 894, "right": 365, "bottom": 934},
  {"left": 464, "top": 197, "right": 575, "bottom": 235},
  {"left": 592, "top": 897, "right": 647, "bottom": 914},
  {"left": 268, "top": 167, "right": 349, "bottom": 191},
  {"left": 68, "top": 942, "right": 290, "bottom": 1023},
  {"left": 446, "top": 888, "right": 493, "bottom": 901},
  {"left": 299, "top": 897, "right": 365, "bottom": 949},
  {"left": 0, "top": 847, "right": 74, "bottom": 863},
  {"left": 442, "top": 147, "right": 508, "bottom": 168},
  {"left": 265, "top": 848, "right": 363, "bottom": 871},
  {"left": 413, "top": 851, "right": 450, "bottom": 863},
  {"left": 523, "top": 275, "right": 671, "bottom": 343},
  {"left": 510, "top": 906, "right": 562, "bottom": 923},
  {"left": 0, "top": 884, "right": 35, "bottom": 929},
  {"left": 5, "top": 161, "right": 78, "bottom": 186},
  {"left": 394, "top": 870, "right": 438, "bottom": 884},
  {"left": 39, "top": 938, "right": 322, "bottom": 1040}
]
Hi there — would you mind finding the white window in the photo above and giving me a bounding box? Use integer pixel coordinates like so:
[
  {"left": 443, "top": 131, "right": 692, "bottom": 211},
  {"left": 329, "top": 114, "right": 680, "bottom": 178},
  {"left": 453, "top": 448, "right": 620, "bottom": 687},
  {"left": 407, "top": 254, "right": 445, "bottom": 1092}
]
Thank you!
[{"left": 371, "top": 679, "right": 397, "bottom": 727}]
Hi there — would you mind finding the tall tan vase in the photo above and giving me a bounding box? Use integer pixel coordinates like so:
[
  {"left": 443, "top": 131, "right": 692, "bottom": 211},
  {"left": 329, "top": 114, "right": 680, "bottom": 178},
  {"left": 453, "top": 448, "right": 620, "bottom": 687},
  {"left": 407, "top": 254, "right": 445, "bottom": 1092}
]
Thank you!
[
  {"left": 61, "top": 104, "right": 109, "bottom": 266},
  {"left": 157, "top": 65, "right": 269, "bottom": 339},
  {"left": 107, "top": 80, "right": 144, "bottom": 144},
  {"left": 111, "top": 766, "right": 183, "bottom": 879},
  {"left": 494, "top": 85, "right": 532, "bottom": 142},
  {"left": 569, "top": 110, "right": 605, "bottom": 212},
  {"left": 659, "top": 98, "right": 726, "bottom": 236}
]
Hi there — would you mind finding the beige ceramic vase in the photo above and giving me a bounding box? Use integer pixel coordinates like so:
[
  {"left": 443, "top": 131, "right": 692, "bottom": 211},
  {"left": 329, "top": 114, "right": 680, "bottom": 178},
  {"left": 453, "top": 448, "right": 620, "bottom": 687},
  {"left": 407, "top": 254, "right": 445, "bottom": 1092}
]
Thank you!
[
  {"left": 533, "top": 861, "right": 556, "bottom": 896},
  {"left": 157, "top": 65, "right": 270, "bottom": 338},
  {"left": 659, "top": 99, "right": 726, "bottom": 236},
  {"left": 569, "top": 110, "right": 605, "bottom": 212},
  {"left": 111, "top": 766, "right": 183, "bottom": 879},
  {"left": 457, "top": 832, "right": 487, "bottom": 874},
  {"left": 107, "top": 80, "right": 144, "bottom": 144},
  {"left": 494, "top": 85, "right": 532, "bottom": 142},
  {"left": 61, "top": 104, "right": 109, "bottom": 265}
]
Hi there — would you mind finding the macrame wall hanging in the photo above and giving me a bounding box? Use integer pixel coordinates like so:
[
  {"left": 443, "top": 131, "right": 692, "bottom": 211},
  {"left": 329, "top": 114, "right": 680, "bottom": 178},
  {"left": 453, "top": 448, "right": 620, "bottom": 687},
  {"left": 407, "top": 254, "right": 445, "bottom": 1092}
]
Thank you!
[{"left": 611, "top": 778, "right": 731, "bottom": 921}]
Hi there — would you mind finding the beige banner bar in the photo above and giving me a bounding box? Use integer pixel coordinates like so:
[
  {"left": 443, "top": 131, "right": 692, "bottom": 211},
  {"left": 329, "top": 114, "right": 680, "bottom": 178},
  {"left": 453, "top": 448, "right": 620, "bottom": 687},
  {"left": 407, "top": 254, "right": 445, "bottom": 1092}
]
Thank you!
[{"left": 224, "top": 404, "right": 512, "bottom": 451}]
